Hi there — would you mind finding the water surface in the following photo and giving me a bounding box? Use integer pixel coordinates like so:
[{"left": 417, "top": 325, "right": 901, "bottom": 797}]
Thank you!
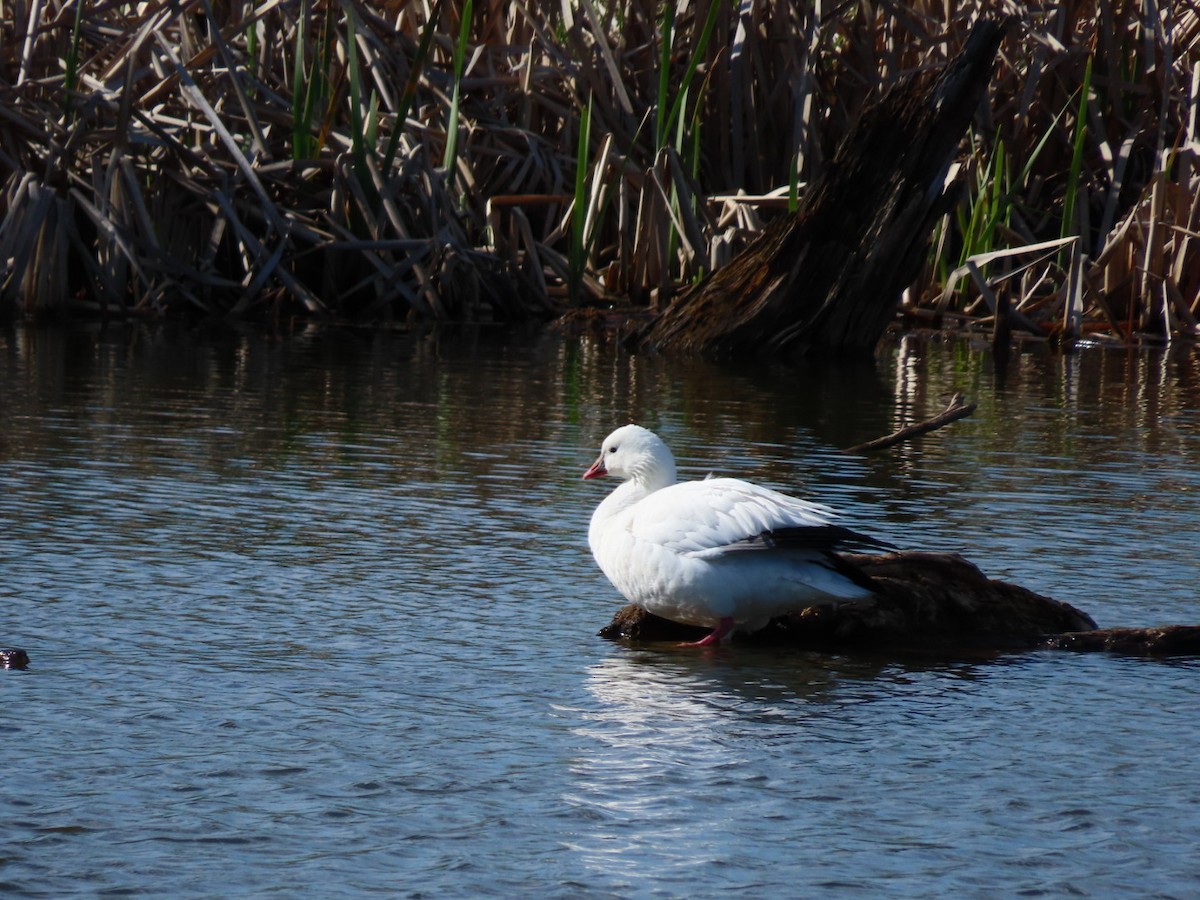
[{"left": 2, "top": 325, "right": 1199, "bottom": 896}]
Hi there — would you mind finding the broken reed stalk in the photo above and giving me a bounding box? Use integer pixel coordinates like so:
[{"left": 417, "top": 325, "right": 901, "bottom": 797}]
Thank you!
[
  {"left": 0, "top": 2, "right": 1196, "bottom": 342},
  {"left": 843, "top": 394, "right": 977, "bottom": 455}
]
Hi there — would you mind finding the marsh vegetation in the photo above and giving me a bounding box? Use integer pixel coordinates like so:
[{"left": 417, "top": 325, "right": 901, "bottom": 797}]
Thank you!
[{"left": 1, "top": 1, "right": 1197, "bottom": 344}]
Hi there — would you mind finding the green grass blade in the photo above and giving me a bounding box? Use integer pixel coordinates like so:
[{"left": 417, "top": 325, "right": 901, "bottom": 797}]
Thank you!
[
  {"left": 1061, "top": 54, "right": 1092, "bottom": 244},
  {"left": 660, "top": 0, "right": 723, "bottom": 152},
  {"left": 654, "top": 2, "right": 674, "bottom": 151},
  {"left": 346, "top": 5, "right": 367, "bottom": 175},
  {"left": 442, "top": 0, "right": 473, "bottom": 183},
  {"left": 246, "top": 15, "right": 258, "bottom": 80},
  {"left": 291, "top": 0, "right": 317, "bottom": 160},
  {"left": 382, "top": 0, "right": 446, "bottom": 177}
]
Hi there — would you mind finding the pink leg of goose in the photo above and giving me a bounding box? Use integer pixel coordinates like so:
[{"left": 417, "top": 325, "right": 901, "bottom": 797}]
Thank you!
[{"left": 681, "top": 616, "right": 736, "bottom": 647}]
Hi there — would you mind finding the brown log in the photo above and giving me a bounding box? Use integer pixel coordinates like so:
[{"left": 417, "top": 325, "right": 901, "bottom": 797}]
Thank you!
[
  {"left": 629, "top": 18, "right": 1009, "bottom": 357},
  {"left": 599, "top": 551, "right": 1200, "bottom": 657},
  {"left": 1042, "top": 626, "right": 1200, "bottom": 656},
  {"left": 843, "top": 393, "right": 976, "bottom": 454},
  {"left": 600, "top": 551, "right": 1097, "bottom": 653}
]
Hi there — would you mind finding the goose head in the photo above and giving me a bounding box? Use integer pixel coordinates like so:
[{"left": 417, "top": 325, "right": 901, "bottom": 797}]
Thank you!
[{"left": 583, "top": 424, "right": 677, "bottom": 491}]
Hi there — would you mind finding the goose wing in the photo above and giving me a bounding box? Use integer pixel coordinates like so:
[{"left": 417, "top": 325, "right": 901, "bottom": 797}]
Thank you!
[{"left": 628, "top": 477, "right": 863, "bottom": 557}]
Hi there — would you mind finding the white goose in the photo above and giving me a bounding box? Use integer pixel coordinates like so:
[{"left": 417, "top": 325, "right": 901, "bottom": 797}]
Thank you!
[{"left": 584, "top": 424, "right": 889, "bottom": 646}]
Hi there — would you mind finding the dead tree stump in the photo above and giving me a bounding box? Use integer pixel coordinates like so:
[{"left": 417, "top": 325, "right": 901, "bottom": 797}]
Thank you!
[{"left": 630, "top": 18, "right": 1008, "bottom": 357}]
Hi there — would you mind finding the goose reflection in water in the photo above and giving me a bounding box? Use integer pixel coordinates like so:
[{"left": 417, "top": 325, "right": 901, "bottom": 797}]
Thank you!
[
  {"left": 559, "top": 650, "right": 897, "bottom": 880},
  {"left": 560, "top": 650, "right": 999, "bottom": 885}
]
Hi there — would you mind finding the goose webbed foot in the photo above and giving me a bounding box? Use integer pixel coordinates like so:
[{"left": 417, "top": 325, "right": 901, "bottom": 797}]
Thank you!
[{"left": 679, "top": 616, "right": 736, "bottom": 647}]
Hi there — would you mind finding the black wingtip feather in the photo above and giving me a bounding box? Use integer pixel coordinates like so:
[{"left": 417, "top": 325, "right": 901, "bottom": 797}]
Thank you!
[
  {"left": 766, "top": 524, "right": 896, "bottom": 553},
  {"left": 817, "top": 550, "right": 885, "bottom": 594}
]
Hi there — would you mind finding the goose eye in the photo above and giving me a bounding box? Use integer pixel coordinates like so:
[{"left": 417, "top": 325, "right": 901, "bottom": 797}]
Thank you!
[{"left": 608, "top": 445, "right": 618, "bottom": 453}]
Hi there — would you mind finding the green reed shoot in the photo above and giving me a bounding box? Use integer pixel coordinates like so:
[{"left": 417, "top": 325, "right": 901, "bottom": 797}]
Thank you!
[
  {"left": 956, "top": 138, "right": 1010, "bottom": 262},
  {"left": 1060, "top": 54, "right": 1093, "bottom": 256},
  {"left": 646, "top": 2, "right": 722, "bottom": 285},
  {"left": 443, "top": 0, "right": 473, "bottom": 185},
  {"left": 655, "top": 0, "right": 722, "bottom": 153},
  {"left": 246, "top": 16, "right": 258, "bottom": 80},
  {"left": 346, "top": 5, "right": 368, "bottom": 176},
  {"left": 933, "top": 99, "right": 1065, "bottom": 298},
  {"left": 382, "top": 0, "right": 446, "bottom": 179},
  {"left": 291, "top": 0, "right": 316, "bottom": 160},
  {"left": 653, "top": 2, "right": 673, "bottom": 152}
]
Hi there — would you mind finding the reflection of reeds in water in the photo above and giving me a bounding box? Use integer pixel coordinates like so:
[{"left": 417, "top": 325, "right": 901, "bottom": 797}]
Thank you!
[{"left": 1, "top": 3, "right": 1196, "bottom": 341}]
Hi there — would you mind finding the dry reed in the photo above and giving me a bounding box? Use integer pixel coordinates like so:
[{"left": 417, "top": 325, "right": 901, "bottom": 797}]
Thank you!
[{"left": 1, "top": 1, "right": 1197, "bottom": 343}]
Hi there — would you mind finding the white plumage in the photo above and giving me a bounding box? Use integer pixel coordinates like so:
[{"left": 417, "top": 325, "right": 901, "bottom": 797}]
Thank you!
[{"left": 584, "top": 424, "right": 888, "bottom": 645}]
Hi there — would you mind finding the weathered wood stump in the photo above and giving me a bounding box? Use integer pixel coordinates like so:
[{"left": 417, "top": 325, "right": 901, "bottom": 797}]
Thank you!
[
  {"left": 629, "top": 19, "right": 1008, "bottom": 357},
  {"left": 599, "top": 551, "right": 1200, "bottom": 657}
]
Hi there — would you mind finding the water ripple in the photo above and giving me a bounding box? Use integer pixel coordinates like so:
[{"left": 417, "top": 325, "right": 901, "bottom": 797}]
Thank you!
[{"left": 2, "top": 328, "right": 1199, "bottom": 896}]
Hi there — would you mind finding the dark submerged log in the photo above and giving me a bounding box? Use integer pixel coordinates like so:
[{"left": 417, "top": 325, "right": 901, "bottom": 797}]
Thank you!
[
  {"left": 1042, "top": 626, "right": 1200, "bottom": 656},
  {"left": 629, "top": 19, "right": 1008, "bottom": 357},
  {"left": 593, "top": 552, "right": 1171, "bottom": 659},
  {"left": 601, "top": 552, "right": 1096, "bottom": 652}
]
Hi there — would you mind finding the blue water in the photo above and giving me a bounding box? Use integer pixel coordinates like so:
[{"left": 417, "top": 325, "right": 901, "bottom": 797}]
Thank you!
[{"left": 2, "top": 326, "right": 1199, "bottom": 896}]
